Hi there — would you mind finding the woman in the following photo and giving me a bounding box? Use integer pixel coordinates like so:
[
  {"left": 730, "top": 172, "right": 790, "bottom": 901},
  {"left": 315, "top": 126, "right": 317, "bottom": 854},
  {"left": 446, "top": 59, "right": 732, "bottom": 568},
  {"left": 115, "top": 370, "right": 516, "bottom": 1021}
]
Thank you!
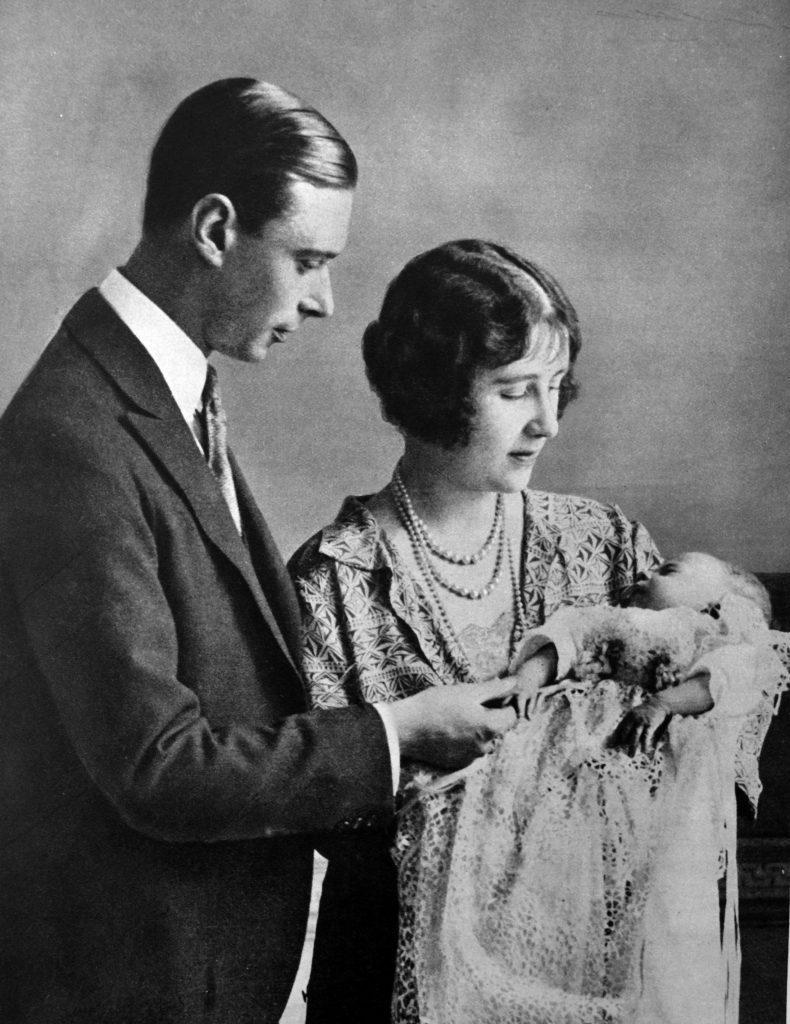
[{"left": 290, "top": 239, "right": 660, "bottom": 1023}]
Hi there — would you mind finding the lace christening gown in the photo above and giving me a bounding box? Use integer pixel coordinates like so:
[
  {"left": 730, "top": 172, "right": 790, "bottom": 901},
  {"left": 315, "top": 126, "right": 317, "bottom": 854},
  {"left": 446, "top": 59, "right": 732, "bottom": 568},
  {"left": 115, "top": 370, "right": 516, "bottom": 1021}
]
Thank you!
[{"left": 399, "top": 599, "right": 789, "bottom": 1024}]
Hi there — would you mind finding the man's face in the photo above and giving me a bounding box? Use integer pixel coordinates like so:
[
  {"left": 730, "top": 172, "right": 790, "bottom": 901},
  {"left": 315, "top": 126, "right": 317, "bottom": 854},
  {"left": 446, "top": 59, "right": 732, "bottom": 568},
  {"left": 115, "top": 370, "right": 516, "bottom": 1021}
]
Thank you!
[{"left": 204, "top": 180, "right": 353, "bottom": 362}]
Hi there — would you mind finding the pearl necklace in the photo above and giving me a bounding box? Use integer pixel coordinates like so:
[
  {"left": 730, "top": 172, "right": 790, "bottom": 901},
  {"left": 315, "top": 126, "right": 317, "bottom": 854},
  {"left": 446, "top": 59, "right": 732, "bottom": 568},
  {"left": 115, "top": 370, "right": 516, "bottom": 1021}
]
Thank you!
[
  {"left": 507, "top": 540, "right": 528, "bottom": 658},
  {"left": 394, "top": 498, "right": 529, "bottom": 663},
  {"left": 391, "top": 469, "right": 506, "bottom": 601},
  {"left": 392, "top": 466, "right": 503, "bottom": 565}
]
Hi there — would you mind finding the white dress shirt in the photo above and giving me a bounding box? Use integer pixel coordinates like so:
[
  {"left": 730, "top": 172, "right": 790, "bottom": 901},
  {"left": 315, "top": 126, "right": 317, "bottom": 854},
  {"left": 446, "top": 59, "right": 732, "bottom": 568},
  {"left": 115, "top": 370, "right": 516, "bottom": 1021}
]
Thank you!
[{"left": 99, "top": 269, "right": 207, "bottom": 449}]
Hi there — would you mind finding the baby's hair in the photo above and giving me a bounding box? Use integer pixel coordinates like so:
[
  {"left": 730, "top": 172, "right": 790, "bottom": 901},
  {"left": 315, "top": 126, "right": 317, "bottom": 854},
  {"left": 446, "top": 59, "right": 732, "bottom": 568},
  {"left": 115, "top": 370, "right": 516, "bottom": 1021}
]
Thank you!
[{"left": 722, "top": 562, "right": 772, "bottom": 624}]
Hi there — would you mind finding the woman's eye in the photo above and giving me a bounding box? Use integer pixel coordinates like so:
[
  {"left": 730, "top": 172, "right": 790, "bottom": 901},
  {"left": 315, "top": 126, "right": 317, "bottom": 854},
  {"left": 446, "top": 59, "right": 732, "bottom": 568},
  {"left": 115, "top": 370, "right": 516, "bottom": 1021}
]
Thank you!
[
  {"left": 657, "top": 563, "right": 677, "bottom": 576},
  {"left": 501, "top": 391, "right": 528, "bottom": 400},
  {"left": 298, "top": 258, "right": 325, "bottom": 272}
]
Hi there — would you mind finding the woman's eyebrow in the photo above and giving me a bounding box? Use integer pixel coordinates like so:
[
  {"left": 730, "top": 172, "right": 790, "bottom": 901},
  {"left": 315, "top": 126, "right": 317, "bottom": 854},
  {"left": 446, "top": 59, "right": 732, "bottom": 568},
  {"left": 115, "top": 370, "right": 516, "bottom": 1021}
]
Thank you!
[
  {"left": 492, "top": 365, "right": 568, "bottom": 384},
  {"left": 492, "top": 372, "right": 537, "bottom": 383}
]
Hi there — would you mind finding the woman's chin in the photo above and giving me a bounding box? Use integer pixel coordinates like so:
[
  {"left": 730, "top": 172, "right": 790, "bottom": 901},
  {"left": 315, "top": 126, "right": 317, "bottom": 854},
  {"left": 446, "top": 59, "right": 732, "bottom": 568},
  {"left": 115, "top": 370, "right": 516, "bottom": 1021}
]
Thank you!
[{"left": 500, "top": 458, "right": 537, "bottom": 490}]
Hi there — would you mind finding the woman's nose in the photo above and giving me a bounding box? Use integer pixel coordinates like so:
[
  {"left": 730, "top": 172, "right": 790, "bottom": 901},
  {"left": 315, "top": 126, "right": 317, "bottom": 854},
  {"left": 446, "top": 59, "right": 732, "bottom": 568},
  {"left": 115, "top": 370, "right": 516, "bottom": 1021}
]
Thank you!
[
  {"left": 527, "top": 392, "right": 559, "bottom": 438},
  {"left": 300, "top": 266, "right": 334, "bottom": 319}
]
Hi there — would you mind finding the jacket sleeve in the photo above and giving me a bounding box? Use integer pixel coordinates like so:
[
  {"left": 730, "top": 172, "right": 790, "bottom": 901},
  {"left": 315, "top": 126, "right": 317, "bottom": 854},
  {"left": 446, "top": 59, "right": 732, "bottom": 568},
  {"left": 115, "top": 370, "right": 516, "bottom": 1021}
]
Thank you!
[{"left": 1, "top": 425, "right": 394, "bottom": 843}]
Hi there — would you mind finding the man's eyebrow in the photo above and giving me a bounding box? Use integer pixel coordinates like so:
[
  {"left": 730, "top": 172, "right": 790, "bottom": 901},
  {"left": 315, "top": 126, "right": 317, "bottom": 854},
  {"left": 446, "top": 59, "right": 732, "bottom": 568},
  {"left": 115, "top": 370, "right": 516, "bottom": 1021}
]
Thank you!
[{"left": 294, "top": 247, "right": 339, "bottom": 260}]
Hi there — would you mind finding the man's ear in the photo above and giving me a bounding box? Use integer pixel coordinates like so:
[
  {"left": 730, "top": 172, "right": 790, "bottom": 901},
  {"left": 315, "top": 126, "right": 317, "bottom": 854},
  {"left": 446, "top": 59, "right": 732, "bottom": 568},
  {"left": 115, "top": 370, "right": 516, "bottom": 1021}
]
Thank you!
[{"left": 190, "top": 194, "right": 238, "bottom": 267}]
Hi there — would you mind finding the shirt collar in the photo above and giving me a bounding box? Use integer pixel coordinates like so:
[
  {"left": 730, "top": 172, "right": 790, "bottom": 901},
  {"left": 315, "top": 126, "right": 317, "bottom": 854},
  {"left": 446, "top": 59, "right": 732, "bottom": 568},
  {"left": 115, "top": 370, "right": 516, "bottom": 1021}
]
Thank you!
[{"left": 98, "top": 268, "right": 208, "bottom": 426}]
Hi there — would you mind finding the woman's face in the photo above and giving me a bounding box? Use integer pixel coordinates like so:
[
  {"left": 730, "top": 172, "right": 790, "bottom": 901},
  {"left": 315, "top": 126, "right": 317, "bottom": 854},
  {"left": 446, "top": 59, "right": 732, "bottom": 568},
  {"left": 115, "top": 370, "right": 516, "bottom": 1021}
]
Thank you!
[{"left": 441, "top": 323, "right": 569, "bottom": 493}]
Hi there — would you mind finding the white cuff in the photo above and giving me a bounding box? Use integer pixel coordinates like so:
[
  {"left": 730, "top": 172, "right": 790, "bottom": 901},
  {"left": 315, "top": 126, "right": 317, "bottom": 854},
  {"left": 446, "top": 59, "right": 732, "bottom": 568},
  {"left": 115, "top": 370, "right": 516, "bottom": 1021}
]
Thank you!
[
  {"left": 372, "top": 703, "right": 401, "bottom": 794},
  {"left": 690, "top": 644, "right": 760, "bottom": 718}
]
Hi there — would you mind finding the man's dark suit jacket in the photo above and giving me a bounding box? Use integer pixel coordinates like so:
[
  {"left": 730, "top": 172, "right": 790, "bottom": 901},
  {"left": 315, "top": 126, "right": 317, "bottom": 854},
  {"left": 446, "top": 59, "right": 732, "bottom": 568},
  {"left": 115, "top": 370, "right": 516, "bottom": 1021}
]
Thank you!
[{"left": 0, "top": 290, "right": 393, "bottom": 1023}]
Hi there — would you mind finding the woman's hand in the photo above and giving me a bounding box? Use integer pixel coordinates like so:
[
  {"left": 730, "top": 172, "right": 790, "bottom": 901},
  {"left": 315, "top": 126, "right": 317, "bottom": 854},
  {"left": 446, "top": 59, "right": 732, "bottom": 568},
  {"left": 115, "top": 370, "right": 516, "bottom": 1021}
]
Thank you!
[{"left": 608, "top": 695, "right": 672, "bottom": 757}]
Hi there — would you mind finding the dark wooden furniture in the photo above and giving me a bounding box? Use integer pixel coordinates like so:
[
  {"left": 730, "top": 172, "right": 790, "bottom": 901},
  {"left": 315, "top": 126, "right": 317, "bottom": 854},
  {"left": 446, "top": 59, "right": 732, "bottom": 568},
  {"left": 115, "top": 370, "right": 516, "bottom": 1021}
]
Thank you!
[{"left": 738, "top": 573, "right": 789, "bottom": 1022}]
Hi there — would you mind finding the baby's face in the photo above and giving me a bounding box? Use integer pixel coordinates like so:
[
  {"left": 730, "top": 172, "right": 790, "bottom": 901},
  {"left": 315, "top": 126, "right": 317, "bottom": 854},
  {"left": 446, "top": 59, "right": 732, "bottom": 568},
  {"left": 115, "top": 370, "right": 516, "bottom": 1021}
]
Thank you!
[{"left": 631, "top": 552, "right": 729, "bottom": 612}]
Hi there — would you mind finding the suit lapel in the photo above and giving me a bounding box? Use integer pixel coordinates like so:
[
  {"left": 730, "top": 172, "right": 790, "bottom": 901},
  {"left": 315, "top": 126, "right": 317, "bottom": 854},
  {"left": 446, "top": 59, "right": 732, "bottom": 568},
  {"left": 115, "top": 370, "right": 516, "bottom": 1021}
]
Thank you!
[
  {"left": 68, "top": 289, "right": 299, "bottom": 676},
  {"left": 232, "top": 459, "right": 304, "bottom": 673}
]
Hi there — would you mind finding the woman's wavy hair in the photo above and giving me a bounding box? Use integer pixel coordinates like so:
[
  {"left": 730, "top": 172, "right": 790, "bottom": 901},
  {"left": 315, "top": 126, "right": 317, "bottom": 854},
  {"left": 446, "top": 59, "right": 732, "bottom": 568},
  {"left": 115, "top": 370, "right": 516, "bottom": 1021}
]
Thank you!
[{"left": 363, "top": 239, "right": 581, "bottom": 448}]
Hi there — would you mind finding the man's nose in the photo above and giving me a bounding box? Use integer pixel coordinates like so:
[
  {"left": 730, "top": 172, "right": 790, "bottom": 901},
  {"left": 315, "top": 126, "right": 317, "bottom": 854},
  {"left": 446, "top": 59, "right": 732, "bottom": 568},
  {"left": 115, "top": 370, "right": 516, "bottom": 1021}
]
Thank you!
[{"left": 300, "top": 266, "right": 334, "bottom": 319}]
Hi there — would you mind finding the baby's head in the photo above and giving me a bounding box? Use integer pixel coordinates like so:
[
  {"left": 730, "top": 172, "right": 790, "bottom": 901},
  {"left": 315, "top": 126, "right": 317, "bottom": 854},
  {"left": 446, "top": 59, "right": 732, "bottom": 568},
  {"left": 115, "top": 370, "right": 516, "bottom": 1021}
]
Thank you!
[{"left": 631, "top": 552, "right": 771, "bottom": 624}]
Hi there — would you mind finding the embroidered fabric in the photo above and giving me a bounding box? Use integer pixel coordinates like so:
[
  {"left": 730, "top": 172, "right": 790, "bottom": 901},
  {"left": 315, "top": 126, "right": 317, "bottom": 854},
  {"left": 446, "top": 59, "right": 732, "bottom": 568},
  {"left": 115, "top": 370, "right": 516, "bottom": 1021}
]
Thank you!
[{"left": 399, "top": 601, "right": 790, "bottom": 1024}]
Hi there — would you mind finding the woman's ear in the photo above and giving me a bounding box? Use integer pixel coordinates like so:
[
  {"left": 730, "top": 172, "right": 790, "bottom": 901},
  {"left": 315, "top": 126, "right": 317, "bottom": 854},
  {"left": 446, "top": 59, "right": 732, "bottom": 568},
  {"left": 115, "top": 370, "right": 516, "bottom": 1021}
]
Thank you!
[{"left": 190, "top": 194, "right": 238, "bottom": 268}]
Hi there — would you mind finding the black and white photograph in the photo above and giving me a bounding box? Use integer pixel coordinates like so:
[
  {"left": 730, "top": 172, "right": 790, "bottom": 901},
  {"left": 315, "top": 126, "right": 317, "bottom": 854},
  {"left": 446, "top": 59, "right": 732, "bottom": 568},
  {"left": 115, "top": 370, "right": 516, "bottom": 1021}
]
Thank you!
[{"left": 1, "top": 2, "right": 788, "bottom": 1022}]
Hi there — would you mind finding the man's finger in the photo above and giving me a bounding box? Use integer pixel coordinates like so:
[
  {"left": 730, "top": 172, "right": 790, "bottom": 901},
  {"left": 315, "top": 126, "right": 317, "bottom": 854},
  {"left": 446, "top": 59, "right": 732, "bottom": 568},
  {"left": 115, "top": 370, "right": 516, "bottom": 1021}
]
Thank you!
[{"left": 484, "top": 705, "right": 518, "bottom": 734}]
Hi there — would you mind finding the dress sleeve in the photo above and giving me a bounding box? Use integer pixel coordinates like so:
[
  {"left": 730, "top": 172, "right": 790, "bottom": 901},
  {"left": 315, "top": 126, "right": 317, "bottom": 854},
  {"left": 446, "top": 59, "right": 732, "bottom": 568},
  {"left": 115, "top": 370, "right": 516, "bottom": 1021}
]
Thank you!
[
  {"left": 290, "top": 548, "right": 360, "bottom": 710},
  {"left": 538, "top": 494, "right": 662, "bottom": 618},
  {"left": 290, "top": 546, "right": 402, "bottom": 806},
  {"left": 611, "top": 505, "right": 663, "bottom": 595}
]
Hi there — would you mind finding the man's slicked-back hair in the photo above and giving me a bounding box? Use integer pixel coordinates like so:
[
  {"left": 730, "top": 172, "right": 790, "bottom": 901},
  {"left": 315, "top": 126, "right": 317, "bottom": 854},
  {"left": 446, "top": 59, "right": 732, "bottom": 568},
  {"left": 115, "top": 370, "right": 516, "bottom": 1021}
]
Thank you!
[{"left": 142, "top": 77, "right": 357, "bottom": 236}]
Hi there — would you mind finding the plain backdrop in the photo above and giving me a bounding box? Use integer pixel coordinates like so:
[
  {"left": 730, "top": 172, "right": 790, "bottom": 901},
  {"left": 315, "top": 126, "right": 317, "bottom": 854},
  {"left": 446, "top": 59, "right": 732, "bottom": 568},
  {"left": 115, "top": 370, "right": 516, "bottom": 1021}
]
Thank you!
[{"left": 2, "top": 0, "right": 788, "bottom": 568}]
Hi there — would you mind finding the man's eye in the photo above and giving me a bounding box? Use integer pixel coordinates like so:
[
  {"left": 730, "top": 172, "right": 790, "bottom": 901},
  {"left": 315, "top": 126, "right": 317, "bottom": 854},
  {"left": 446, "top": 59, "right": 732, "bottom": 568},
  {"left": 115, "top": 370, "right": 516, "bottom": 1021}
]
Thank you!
[
  {"left": 501, "top": 391, "right": 527, "bottom": 400},
  {"left": 657, "top": 563, "right": 677, "bottom": 576},
  {"left": 298, "top": 258, "right": 325, "bottom": 272}
]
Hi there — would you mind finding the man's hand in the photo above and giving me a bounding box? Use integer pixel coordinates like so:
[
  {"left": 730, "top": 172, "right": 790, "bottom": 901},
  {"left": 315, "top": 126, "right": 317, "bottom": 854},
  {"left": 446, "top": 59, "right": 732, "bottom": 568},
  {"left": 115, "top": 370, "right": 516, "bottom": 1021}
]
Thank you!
[{"left": 387, "top": 677, "right": 518, "bottom": 770}]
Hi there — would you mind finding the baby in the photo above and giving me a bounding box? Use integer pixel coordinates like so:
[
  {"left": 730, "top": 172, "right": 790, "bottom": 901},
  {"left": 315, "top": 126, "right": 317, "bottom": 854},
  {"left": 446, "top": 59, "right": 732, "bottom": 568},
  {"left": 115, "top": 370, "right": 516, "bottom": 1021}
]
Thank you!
[
  {"left": 510, "top": 551, "right": 773, "bottom": 756},
  {"left": 405, "top": 553, "right": 786, "bottom": 1024}
]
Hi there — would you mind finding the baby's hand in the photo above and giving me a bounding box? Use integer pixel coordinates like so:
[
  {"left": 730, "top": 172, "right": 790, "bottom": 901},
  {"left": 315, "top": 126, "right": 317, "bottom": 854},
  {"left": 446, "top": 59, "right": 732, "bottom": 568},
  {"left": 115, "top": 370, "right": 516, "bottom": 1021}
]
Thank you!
[
  {"left": 608, "top": 695, "right": 672, "bottom": 757},
  {"left": 498, "top": 644, "right": 558, "bottom": 718}
]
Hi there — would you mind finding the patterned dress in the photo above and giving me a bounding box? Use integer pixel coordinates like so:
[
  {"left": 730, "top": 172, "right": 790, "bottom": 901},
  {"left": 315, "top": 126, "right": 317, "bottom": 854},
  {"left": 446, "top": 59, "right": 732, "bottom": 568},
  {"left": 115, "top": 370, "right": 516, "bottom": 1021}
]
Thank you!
[{"left": 290, "top": 489, "right": 660, "bottom": 1023}]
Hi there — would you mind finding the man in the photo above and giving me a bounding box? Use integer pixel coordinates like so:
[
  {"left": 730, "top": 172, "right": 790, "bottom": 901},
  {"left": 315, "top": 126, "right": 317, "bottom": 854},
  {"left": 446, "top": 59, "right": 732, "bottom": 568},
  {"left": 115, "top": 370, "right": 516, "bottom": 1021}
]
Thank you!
[{"left": 0, "top": 78, "right": 514, "bottom": 1023}]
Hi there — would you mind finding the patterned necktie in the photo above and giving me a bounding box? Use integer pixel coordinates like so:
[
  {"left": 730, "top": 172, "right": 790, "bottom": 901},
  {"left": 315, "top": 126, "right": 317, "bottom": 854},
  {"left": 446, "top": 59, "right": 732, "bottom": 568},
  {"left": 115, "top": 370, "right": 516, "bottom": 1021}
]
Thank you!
[{"left": 201, "top": 364, "right": 243, "bottom": 535}]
